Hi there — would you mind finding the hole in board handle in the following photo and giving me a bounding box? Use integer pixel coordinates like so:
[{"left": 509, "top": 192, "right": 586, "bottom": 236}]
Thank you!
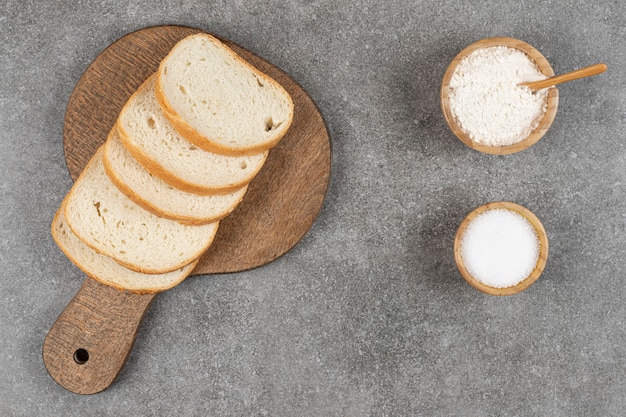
[{"left": 73, "top": 348, "right": 90, "bottom": 365}]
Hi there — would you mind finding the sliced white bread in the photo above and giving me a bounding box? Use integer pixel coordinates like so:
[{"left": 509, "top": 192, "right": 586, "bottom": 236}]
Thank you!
[
  {"left": 103, "top": 128, "right": 247, "bottom": 225},
  {"left": 52, "top": 201, "right": 198, "bottom": 293},
  {"left": 64, "top": 147, "right": 219, "bottom": 274},
  {"left": 156, "top": 33, "right": 294, "bottom": 155},
  {"left": 117, "top": 74, "right": 268, "bottom": 194}
]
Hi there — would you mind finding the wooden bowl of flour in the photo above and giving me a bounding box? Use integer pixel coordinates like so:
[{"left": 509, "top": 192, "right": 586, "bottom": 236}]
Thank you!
[
  {"left": 454, "top": 201, "right": 549, "bottom": 296},
  {"left": 441, "top": 37, "right": 559, "bottom": 154}
]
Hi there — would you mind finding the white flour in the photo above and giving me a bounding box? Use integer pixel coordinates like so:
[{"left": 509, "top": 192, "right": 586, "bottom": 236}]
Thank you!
[{"left": 448, "top": 46, "right": 548, "bottom": 146}]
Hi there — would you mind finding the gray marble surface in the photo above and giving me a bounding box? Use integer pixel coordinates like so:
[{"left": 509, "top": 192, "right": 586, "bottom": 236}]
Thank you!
[{"left": 1, "top": 0, "right": 625, "bottom": 415}]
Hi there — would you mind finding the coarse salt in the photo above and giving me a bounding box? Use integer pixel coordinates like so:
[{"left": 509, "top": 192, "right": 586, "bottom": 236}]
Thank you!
[
  {"left": 460, "top": 208, "right": 540, "bottom": 288},
  {"left": 448, "top": 46, "right": 548, "bottom": 146}
]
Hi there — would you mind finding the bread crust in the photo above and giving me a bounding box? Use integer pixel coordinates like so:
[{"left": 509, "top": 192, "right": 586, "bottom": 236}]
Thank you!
[
  {"left": 51, "top": 199, "right": 198, "bottom": 293},
  {"left": 155, "top": 33, "right": 294, "bottom": 156},
  {"left": 102, "top": 130, "right": 246, "bottom": 225},
  {"left": 116, "top": 76, "right": 269, "bottom": 195},
  {"left": 63, "top": 147, "right": 219, "bottom": 274}
]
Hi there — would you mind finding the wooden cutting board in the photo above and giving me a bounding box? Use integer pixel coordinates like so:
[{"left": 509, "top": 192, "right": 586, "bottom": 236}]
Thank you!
[{"left": 43, "top": 26, "right": 331, "bottom": 394}]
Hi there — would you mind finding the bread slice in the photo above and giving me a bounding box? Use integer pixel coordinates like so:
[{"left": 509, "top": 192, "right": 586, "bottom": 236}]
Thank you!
[
  {"left": 156, "top": 33, "right": 294, "bottom": 155},
  {"left": 103, "top": 128, "right": 247, "bottom": 225},
  {"left": 52, "top": 200, "right": 197, "bottom": 293},
  {"left": 117, "top": 74, "right": 268, "bottom": 194},
  {"left": 64, "top": 147, "right": 219, "bottom": 274}
]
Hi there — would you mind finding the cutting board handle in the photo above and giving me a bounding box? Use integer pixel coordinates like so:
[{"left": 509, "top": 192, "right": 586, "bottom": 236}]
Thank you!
[{"left": 42, "top": 278, "right": 156, "bottom": 394}]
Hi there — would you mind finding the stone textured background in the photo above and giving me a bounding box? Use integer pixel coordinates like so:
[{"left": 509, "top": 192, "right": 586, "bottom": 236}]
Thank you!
[{"left": 1, "top": 1, "right": 624, "bottom": 415}]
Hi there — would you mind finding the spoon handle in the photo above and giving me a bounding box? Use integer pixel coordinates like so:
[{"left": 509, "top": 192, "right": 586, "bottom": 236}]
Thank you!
[
  {"left": 43, "top": 277, "right": 156, "bottom": 394},
  {"left": 521, "top": 63, "right": 607, "bottom": 90}
]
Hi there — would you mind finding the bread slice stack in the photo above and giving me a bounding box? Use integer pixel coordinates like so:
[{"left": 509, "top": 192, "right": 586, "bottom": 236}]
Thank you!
[{"left": 52, "top": 33, "right": 294, "bottom": 293}]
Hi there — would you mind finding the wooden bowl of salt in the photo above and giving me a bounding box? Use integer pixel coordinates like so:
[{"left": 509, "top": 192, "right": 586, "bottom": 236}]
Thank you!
[
  {"left": 441, "top": 37, "right": 559, "bottom": 154},
  {"left": 454, "top": 201, "right": 549, "bottom": 296}
]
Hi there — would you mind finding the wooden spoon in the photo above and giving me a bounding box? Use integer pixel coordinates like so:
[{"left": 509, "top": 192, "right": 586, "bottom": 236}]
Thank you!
[
  {"left": 441, "top": 37, "right": 559, "bottom": 155},
  {"left": 42, "top": 26, "right": 331, "bottom": 394},
  {"left": 520, "top": 63, "right": 607, "bottom": 91}
]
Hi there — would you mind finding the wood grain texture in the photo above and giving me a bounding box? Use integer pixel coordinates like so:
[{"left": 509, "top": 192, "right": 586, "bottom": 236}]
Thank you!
[
  {"left": 45, "top": 25, "right": 331, "bottom": 394},
  {"left": 43, "top": 279, "right": 155, "bottom": 394},
  {"left": 440, "top": 37, "right": 559, "bottom": 155},
  {"left": 454, "top": 201, "right": 549, "bottom": 296}
]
